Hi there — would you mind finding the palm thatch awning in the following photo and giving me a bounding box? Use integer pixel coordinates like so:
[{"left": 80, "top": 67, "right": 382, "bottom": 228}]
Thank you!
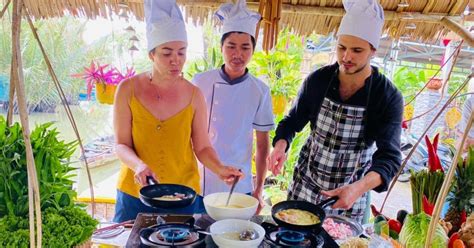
[{"left": 5, "top": 0, "right": 472, "bottom": 47}]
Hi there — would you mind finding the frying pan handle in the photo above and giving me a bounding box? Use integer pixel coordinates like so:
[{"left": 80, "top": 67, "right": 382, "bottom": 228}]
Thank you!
[
  {"left": 146, "top": 176, "right": 159, "bottom": 186},
  {"left": 318, "top": 196, "right": 339, "bottom": 208}
]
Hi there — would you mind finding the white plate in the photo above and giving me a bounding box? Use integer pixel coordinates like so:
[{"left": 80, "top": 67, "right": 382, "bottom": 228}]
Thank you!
[{"left": 93, "top": 225, "right": 125, "bottom": 239}]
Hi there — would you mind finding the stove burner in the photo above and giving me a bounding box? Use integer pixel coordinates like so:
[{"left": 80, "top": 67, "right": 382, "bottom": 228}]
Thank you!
[
  {"left": 276, "top": 230, "right": 305, "bottom": 244},
  {"left": 156, "top": 227, "right": 191, "bottom": 243},
  {"left": 262, "top": 222, "right": 324, "bottom": 248},
  {"left": 139, "top": 217, "right": 205, "bottom": 247}
]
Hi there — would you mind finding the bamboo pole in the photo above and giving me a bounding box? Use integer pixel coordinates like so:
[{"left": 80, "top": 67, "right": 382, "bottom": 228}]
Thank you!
[
  {"left": 380, "top": 72, "right": 472, "bottom": 212},
  {"left": 24, "top": 9, "right": 96, "bottom": 217},
  {"left": 254, "top": 0, "right": 265, "bottom": 44},
  {"left": 425, "top": 98, "right": 474, "bottom": 248},
  {"left": 11, "top": 0, "right": 42, "bottom": 247},
  {"left": 440, "top": 16, "right": 474, "bottom": 47},
  {"left": 0, "top": 0, "right": 11, "bottom": 19}
]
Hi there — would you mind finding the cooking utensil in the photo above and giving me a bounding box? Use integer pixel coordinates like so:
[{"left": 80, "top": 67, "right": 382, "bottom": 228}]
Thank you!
[
  {"left": 239, "top": 228, "right": 258, "bottom": 241},
  {"left": 203, "top": 192, "right": 258, "bottom": 220},
  {"left": 225, "top": 175, "right": 240, "bottom": 206},
  {"left": 271, "top": 196, "right": 339, "bottom": 233},
  {"left": 139, "top": 176, "right": 196, "bottom": 208}
]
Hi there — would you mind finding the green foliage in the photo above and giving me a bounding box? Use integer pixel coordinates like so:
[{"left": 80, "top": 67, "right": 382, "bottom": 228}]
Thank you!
[
  {"left": 249, "top": 29, "right": 304, "bottom": 99},
  {"left": 185, "top": 47, "right": 223, "bottom": 79},
  {"left": 0, "top": 117, "right": 78, "bottom": 216},
  {"left": 392, "top": 66, "right": 430, "bottom": 99},
  {"left": 448, "top": 147, "right": 474, "bottom": 213},
  {"left": 0, "top": 16, "right": 120, "bottom": 110},
  {"left": 0, "top": 206, "right": 98, "bottom": 247},
  {"left": 265, "top": 114, "right": 311, "bottom": 203}
]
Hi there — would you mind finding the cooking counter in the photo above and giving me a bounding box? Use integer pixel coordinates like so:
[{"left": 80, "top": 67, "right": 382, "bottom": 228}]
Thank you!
[{"left": 118, "top": 213, "right": 339, "bottom": 247}]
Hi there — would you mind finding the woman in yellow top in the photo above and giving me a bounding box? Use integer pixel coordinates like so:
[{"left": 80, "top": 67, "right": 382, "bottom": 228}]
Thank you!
[{"left": 113, "top": 0, "right": 243, "bottom": 222}]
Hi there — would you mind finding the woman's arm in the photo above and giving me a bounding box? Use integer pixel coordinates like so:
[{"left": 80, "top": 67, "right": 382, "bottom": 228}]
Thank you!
[
  {"left": 113, "top": 78, "right": 155, "bottom": 186},
  {"left": 190, "top": 87, "right": 243, "bottom": 184}
]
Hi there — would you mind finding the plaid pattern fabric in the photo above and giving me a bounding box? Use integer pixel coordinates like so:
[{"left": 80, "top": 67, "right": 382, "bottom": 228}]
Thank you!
[{"left": 288, "top": 97, "right": 374, "bottom": 223}]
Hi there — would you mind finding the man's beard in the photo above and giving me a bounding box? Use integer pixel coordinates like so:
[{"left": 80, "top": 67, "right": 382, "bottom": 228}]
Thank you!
[{"left": 341, "top": 62, "right": 369, "bottom": 75}]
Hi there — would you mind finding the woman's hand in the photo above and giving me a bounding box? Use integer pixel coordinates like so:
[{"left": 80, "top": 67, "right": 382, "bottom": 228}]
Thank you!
[
  {"left": 217, "top": 165, "right": 244, "bottom": 185},
  {"left": 134, "top": 163, "right": 157, "bottom": 186}
]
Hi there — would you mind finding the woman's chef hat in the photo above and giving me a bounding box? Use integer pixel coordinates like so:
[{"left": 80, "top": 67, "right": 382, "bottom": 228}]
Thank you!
[
  {"left": 337, "top": 0, "right": 385, "bottom": 49},
  {"left": 144, "top": 0, "right": 187, "bottom": 52},
  {"left": 215, "top": 0, "right": 261, "bottom": 38}
]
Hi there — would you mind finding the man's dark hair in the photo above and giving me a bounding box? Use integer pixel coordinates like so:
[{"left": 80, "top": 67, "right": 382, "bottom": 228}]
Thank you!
[{"left": 220, "top": 32, "right": 256, "bottom": 50}]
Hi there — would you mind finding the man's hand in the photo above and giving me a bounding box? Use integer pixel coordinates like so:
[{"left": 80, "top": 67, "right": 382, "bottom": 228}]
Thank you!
[
  {"left": 320, "top": 183, "right": 365, "bottom": 209},
  {"left": 252, "top": 187, "right": 265, "bottom": 215},
  {"left": 267, "top": 140, "right": 288, "bottom": 176},
  {"left": 217, "top": 165, "right": 244, "bottom": 185}
]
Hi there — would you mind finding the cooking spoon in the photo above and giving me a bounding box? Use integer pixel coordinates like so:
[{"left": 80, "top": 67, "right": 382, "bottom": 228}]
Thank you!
[
  {"left": 225, "top": 174, "right": 241, "bottom": 206},
  {"left": 197, "top": 229, "right": 258, "bottom": 241}
]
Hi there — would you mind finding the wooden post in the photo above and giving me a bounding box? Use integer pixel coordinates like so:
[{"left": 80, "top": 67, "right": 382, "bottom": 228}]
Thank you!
[
  {"left": 440, "top": 17, "right": 474, "bottom": 47},
  {"left": 425, "top": 99, "right": 474, "bottom": 247},
  {"left": 25, "top": 10, "right": 96, "bottom": 217},
  {"left": 0, "top": 0, "right": 11, "bottom": 19},
  {"left": 11, "top": 0, "right": 42, "bottom": 247}
]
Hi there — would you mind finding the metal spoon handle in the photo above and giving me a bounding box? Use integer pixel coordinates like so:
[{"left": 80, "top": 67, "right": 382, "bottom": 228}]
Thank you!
[{"left": 225, "top": 175, "right": 240, "bottom": 206}]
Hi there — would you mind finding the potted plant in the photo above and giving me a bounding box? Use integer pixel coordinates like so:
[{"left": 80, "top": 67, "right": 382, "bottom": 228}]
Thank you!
[{"left": 73, "top": 61, "right": 135, "bottom": 105}]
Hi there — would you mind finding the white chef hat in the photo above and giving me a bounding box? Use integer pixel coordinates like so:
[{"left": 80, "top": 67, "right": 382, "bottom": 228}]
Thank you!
[
  {"left": 144, "top": 0, "right": 187, "bottom": 52},
  {"left": 215, "top": 0, "right": 261, "bottom": 38},
  {"left": 337, "top": 0, "right": 385, "bottom": 49}
]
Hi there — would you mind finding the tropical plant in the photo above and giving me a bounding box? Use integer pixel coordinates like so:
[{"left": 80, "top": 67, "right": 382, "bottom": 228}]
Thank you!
[
  {"left": 249, "top": 28, "right": 305, "bottom": 99},
  {"left": 0, "top": 116, "right": 98, "bottom": 246},
  {"left": 0, "top": 117, "right": 78, "bottom": 216},
  {"left": 185, "top": 47, "right": 223, "bottom": 79},
  {"left": 72, "top": 61, "right": 135, "bottom": 99},
  {"left": 445, "top": 147, "right": 474, "bottom": 235},
  {"left": 392, "top": 66, "right": 430, "bottom": 100},
  {"left": 264, "top": 114, "right": 311, "bottom": 204},
  {"left": 0, "top": 16, "right": 124, "bottom": 112}
]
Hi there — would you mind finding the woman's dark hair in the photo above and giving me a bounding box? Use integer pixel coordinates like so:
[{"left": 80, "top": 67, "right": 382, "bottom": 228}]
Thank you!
[{"left": 220, "top": 32, "right": 256, "bottom": 50}]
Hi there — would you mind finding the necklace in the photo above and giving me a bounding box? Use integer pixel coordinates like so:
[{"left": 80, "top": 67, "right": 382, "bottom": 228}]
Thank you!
[{"left": 149, "top": 73, "right": 161, "bottom": 100}]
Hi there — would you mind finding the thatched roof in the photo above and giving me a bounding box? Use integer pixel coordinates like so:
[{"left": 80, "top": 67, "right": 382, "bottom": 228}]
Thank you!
[{"left": 4, "top": 0, "right": 473, "bottom": 46}]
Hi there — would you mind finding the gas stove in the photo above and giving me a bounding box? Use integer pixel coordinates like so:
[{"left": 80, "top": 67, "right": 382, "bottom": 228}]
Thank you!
[{"left": 126, "top": 213, "right": 339, "bottom": 247}]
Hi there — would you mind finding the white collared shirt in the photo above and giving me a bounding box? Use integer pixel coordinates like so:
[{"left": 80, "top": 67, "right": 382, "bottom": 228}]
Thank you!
[{"left": 192, "top": 68, "right": 274, "bottom": 194}]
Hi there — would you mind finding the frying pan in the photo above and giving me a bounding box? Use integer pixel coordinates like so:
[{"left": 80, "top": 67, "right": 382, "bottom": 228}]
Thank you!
[
  {"left": 139, "top": 176, "right": 196, "bottom": 208},
  {"left": 271, "top": 196, "right": 339, "bottom": 232}
]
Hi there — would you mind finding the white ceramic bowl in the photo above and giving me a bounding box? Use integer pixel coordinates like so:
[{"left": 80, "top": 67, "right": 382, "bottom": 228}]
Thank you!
[
  {"left": 210, "top": 219, "right": 265, "bottom": 248},
  {"left": 203, "top": 192, "right": 258, "bottom": 220}
]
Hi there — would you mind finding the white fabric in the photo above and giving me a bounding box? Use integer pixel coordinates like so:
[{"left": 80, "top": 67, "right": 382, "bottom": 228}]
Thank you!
[
  {"left": 215, "top": 0, "right": 261, "bottom": 38},
  {"left": 144, "top": 0, "right": 187, "bottom": 52},
  {"left": 337, "top": 0, "right": 384, "bottom": 49},
  {"left": 457, "top": 96, "right": 474, "bottom": 138},
  {"left": 192, "top": 69, "right": 274, "bottom": 195}
]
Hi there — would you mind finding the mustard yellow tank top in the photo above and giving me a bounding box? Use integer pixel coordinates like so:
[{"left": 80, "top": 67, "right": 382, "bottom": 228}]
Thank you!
[{"left": 117, "top": 82, "right": 200, "bottom": 198}]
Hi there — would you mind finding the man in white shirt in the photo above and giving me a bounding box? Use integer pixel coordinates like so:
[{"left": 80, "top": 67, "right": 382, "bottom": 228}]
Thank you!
[{"left": 192, "top": 0, "right": 274, "bottom": 213}]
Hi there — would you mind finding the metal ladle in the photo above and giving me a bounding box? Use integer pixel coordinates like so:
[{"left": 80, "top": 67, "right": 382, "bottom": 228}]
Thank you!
[
  {"left": 225, "top": 174, "right": 241, "bottom": 206},
  {"left": 239, "top": 228, "right": 258, "bottom": 241}
]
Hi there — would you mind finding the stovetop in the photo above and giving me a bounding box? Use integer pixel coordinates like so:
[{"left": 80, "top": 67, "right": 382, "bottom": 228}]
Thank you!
[{"left": 126, "top": 213, "right": 339, "bottom": 248}]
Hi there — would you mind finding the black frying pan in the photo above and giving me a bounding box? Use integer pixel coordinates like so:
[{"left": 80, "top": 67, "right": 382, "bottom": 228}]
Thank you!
[
  {"left": 139, "top": 176, "right": 197, "bottom": 208},
  {"left": 271, "top": 196, "right": 339, "bottom": 232}
]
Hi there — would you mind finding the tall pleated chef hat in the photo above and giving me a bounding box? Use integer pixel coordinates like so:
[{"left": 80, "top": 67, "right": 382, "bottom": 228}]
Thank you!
[
  {"left": 144, "top": 0, "right": 187, "bottom": 52},
  {"left": 215, "top": 0, "right": 261, "bottom": 38},
  {"left": 337, "top": 0, "right": 385, "bottom": 49}
]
